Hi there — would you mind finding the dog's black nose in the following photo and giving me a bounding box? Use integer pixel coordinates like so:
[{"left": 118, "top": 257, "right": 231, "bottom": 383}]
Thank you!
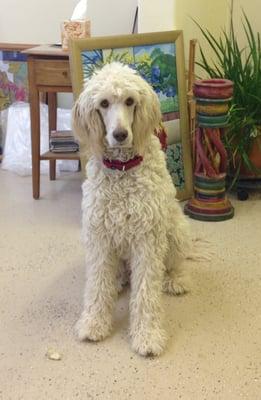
[{"left": 113, "top": 129, "right": 128, "bottom": 142}]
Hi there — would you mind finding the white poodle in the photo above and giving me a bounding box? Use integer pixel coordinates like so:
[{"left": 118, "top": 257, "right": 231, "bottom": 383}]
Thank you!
[{"left": 72, "top": 62, "right": 191, "bottom": 356}]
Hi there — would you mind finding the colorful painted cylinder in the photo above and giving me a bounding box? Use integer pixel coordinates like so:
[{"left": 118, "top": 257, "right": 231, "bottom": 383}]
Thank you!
[
  {"left": 185, "top": 79, "right": 234, "bottom": 222},
  {"left": 193, "top": 79, "right": 233, "bottom": 99}
]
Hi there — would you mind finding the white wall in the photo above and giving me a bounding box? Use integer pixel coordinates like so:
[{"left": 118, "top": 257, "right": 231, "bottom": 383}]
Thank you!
[
  {"left": 138, "top": 0, "right": 232, "bottom": 72},
  {"left": 0, "top": 0, "right": 137, "bottom": 108},
  {"left": 232, "top": 0, "right": 261, "bottom": 48},
  {"left": 0, "top": 0, "right": 137, "bottom": 43},
  {"left": 138, "top": 0, "right": 260, "bottom": 75},
  {"left": 138, "top": 0, "right": 175, "bottom": 33},
  {"left": 88, "top": 0, "right": 137, "bottom": 36},
  {"left": 0, "top": 0, "right": 80, "bottom": 108},
  {"left": 0, "top": 0, "right": 79, "bottom": 43},
  {"left": 173, "top": 0, "right": 231, "bottom": 67}
]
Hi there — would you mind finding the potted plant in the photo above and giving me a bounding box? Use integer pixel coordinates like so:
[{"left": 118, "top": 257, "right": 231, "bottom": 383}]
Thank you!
[{"left": 194, "top": 12, "right": 261, "bottom": 189}]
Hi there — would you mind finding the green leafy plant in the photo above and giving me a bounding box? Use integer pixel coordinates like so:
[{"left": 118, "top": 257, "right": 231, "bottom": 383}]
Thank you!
[{"left": 194, "top": 12, "right": 261, "bottom": 186}]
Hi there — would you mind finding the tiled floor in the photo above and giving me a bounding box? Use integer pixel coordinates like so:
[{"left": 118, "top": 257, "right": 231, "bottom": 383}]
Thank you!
[{"left": 0, "top": 169, "right": 260, "bottom": 399}]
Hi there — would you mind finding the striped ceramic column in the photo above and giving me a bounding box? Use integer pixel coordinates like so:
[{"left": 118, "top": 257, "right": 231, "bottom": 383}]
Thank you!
[{"left": 185, "top": 79, "right": 234, "bottom": 221}]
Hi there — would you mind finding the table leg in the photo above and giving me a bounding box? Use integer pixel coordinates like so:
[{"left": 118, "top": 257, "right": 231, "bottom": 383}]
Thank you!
[
  {"left": 48, "top": 92, "right": 57, "bottom": 180},
  {"left": 28, "top": 58, "right": 40, "bottom": 199}
]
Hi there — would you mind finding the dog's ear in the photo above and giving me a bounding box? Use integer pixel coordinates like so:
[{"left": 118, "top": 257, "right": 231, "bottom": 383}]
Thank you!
[
  {"left": 72, "top": 90, "right": 105, "bottom": 157},
  {"left": 132, "top": 83, "right": 162, "bottom": 154}
]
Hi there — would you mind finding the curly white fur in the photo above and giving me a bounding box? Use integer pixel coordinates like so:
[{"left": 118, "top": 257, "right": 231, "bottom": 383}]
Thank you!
[{"left": 72, "top": 62, "right": 191, "bottom": 356}]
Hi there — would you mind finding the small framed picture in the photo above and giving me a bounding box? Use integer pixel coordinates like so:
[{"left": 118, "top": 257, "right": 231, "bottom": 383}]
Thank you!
[
  {"left": 0, "top": 44, "right": 31, "bottom": 111},
  {"left": 69, "top": 31, "right": 193, "bottom": 200}
]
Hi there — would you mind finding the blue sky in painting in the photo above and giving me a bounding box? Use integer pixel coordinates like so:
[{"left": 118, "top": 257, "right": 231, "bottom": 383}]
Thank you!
[{"left": 134, "top": 43, "right": 175, "bottom": 59}]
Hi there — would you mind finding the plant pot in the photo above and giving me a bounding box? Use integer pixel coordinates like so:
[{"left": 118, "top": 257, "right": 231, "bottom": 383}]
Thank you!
[
  {"left": 240, "top": 132, "right": 261, "bottom": 178},
  {"left": 194, "top": 79, "right": 234, "bottom": 99},
  {"left": 228, "top": 127, "right": 261, "bottom": 181}
]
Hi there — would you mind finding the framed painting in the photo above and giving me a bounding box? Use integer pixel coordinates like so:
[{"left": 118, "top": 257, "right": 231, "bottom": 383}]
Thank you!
[
  {"left": 0, "top": 43, "right": 33, "bottom": 111},
  {"left": 0, "top": 43, "right": 34, "bottom": 156},
  {"left": 69, "top": 31, "right": 193, "bottom": 200}
]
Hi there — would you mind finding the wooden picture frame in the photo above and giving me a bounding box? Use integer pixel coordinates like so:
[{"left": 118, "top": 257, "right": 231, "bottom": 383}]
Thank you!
[{"left": 69, "top": 31, "right": 193, "bottom": 200}]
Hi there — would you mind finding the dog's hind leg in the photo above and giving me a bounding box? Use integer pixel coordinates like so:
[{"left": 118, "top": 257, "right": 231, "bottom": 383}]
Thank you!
[
  {"left": 163, "top": 252, "right": 190, "bottom": 295},
  {"left": 76, "top": 245, "right": 118, "bottom": 342},
  {"left": 163, "top": 211, "right": 191, "bottom": 296}
]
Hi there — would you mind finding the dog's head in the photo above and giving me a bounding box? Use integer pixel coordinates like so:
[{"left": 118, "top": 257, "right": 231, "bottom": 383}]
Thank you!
[{"left": 72, "top": 62, "right": 162, "bottom": 156}]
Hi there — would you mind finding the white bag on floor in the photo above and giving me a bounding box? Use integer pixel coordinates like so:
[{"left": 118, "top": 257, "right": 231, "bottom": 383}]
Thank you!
[
  {"left": 0, "top": 108, "right": 9, "bottom": 151},
  {"left": 1, "top": 102, "right": 78, "bottom": 176}
]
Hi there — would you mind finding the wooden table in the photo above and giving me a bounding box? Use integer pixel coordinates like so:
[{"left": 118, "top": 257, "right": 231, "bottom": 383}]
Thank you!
[{"left": 24, "top": 45, "right": 80, "bottom": 199}]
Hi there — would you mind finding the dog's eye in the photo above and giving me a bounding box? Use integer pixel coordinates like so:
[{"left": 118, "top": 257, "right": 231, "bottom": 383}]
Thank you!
[
  {"left": 125, "top": 97, "right": 134, "bottom": 106},
  {"left": 100, "top": 99, "right": 109, "bottom": 108}
]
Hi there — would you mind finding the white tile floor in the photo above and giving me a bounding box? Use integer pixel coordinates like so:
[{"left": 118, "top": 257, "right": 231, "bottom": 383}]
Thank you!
[{"left": 0, "top": 169, "right": 261, "bottom": 400}]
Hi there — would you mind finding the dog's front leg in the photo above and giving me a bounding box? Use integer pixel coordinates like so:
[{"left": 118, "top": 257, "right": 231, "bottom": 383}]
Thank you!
[
  {"left": 129, "top": 239, "right": 167, "bottom": 356},
  {"left": 76, "top": 246, "right": 118, "bottom": 342}
]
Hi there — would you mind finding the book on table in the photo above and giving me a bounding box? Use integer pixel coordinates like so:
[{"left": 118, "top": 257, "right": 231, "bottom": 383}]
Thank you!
[{"left": 50, "top": 130, "right": 79, "bottom": 153}]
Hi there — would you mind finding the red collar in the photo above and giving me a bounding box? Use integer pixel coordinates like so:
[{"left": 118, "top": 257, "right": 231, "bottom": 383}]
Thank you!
[{"left": 103, "top": 155, "right": 143, "bottom": 171}]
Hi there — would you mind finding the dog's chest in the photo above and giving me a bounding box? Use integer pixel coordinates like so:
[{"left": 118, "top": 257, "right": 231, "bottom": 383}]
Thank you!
[{"left": 82, "top": 169, "right": 169, "bottom": 245}]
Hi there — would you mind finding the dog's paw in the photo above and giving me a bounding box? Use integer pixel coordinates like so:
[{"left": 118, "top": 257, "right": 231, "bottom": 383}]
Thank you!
[
  {"left": 131, "top": 326, "right": 167, "bottom": 357},
  {"left": 75, "top": 313, "right": 112, "bottom": 342},
  {"left": 162, "top": 272, "right": 191, "bottom": 296}
]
